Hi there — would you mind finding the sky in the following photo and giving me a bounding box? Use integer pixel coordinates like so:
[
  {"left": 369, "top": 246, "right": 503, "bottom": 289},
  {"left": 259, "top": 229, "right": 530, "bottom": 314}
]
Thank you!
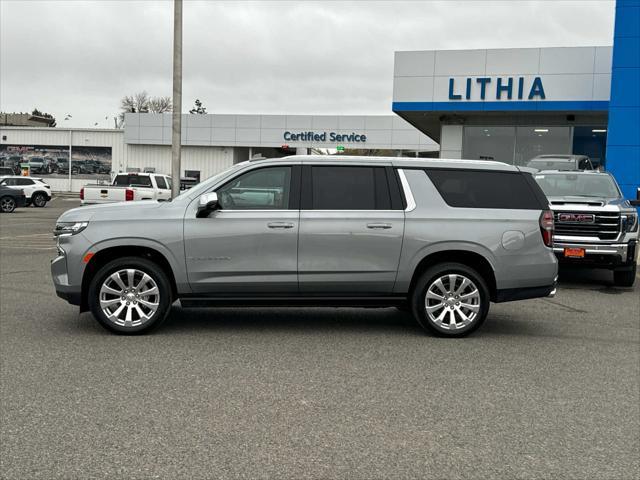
[{"left": 0, "top": 0, "right": 615, "bottom": 128}]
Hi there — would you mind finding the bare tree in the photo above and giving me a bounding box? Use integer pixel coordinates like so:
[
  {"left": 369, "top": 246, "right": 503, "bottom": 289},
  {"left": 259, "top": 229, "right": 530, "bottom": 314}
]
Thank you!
[
  {"left": 118, "top": 91, "right": 172, "bottom": 127},
  {"left": 148, "top": 96, "right": 172, "bottom": 114}
]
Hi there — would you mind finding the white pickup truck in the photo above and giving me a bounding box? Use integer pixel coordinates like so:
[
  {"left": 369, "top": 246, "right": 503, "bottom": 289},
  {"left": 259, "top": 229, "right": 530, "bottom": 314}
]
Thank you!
[{"left": 80, "top": 173, "right": 172, "bottom": 205}]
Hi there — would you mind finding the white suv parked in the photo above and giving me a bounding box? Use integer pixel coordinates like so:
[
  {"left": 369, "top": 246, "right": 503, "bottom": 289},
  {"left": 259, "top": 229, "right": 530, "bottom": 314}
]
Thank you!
[{"left": 0, "top": 176, "right": 52, "bottom": 207}]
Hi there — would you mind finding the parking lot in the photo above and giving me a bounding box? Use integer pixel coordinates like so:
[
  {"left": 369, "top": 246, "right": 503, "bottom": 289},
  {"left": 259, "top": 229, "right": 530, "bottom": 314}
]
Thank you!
[{"left": 1, "top": 200, "right": 638, "bottom": 479}]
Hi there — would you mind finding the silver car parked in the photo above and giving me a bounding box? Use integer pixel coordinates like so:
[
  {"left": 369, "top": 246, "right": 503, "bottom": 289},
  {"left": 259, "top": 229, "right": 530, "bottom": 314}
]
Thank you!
[{"left": 51, "top": 156, "right": 558, "bottom": 336}]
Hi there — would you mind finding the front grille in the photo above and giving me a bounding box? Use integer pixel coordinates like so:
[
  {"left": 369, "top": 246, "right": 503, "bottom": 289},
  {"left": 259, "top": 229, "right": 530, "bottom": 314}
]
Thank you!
[{"left": 554, "top": 211, "right": 621, "bottom": 241}]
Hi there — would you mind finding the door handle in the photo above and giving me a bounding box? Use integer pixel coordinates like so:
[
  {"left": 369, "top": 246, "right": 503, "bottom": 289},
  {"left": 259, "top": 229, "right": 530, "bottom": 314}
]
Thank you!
[
  {"left": 367, "top": 223, "right": 392, "bottom": 229},
  {"left": 267, "top": 222, "right": 295, "bottom": 229}
]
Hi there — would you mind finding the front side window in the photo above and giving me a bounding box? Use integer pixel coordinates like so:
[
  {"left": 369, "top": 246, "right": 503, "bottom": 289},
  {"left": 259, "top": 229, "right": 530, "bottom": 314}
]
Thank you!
[
  {"left": 216, "top": 166, "right": 291, "bottom": 210},
  {"left": 309, "top": 166, "right": 391, "bottom": 210},
  {"left": 0, "top": 178, "right": 16, "bottom": 186}
]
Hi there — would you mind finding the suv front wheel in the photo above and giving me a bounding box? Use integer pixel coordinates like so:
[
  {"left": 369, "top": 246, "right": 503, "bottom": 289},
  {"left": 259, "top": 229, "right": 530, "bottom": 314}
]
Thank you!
[
  {"left": 88, "top": 257, "right": 173, "bottom": 334},
  {"left": 613, "top": 263, "right": 636, "bottom": 287},
  {"left": 411, "top": 262, "right": 490, "bottom": 337}
]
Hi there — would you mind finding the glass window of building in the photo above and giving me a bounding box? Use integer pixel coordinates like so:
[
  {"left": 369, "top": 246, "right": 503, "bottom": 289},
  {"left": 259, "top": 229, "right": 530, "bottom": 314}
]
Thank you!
[
  {"left": 462, "top": 126, "right": 516, "bottom": 164},
  {"left": 514, "top": 127, "right": 572, "bottom": 166}
]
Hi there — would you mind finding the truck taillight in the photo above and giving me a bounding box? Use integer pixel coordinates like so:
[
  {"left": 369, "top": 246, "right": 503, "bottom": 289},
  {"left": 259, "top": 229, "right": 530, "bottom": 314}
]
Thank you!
[
  {"left": 79, "top": 188, "right": 84, "bottom": 200},
  {"left": 125, "top": 189, "right": 134, "bottom": 201},
  {"left": 540, "top": 210, "right": 554, "bottom": 247}
]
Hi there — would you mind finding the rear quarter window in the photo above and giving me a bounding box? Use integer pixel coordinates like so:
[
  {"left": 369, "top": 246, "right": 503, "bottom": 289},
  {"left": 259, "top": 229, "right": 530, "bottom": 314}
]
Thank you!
[{"left": 426, "top": 169, "right": 546, "bottom": 210}]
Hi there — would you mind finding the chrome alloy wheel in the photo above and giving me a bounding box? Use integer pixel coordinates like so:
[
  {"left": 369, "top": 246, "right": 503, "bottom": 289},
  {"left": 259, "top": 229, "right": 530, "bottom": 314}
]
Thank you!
[
  {"left": 425, "top": 274, "right": 481, "bottom": 331},
  {"left": 99, "top": 269, "right": 159, "bottom": 327}
]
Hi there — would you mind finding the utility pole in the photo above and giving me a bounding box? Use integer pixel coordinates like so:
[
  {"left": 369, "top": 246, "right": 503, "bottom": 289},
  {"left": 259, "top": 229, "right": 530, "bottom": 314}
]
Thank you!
[{"left": 171, "top": 0, "right": 183, "bottom": 198}]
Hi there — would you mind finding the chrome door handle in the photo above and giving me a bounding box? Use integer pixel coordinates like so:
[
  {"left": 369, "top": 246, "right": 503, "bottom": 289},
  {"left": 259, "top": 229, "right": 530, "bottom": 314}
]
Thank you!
[
  {"left": 267, "top": 222, "right": 295, "bottom": 229},
  {"left": 366, "top": 223, "right": 392, "bottom": 229}
]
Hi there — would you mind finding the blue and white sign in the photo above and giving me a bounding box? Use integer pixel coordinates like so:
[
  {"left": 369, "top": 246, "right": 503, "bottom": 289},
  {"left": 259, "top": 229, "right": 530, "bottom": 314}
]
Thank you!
[{"left": 392, "top": 47, "right": 612, "bottom": 112}]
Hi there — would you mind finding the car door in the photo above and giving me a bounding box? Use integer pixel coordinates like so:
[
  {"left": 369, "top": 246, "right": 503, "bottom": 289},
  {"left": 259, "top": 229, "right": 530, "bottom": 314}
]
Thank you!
[
  {"left": 16, "top": 178, "right": 36, "bottom": 198},
  {"left": 298, "top": 164, "right": 405, "bottom": 294},
  {"left": 184, "top": 164, "right": 301, "bottom": 294},
  {"left": 153, "top": 175, "right": 172, "bottom": 201}
]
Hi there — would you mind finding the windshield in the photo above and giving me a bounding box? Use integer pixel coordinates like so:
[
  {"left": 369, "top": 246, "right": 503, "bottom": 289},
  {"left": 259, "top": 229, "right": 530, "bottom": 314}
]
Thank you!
[
  {"left": 526, "top": 159, "right": 574, "bottom": 170},
  {"left": 534, "top": 173, "right": 620, "bottom": 198}
]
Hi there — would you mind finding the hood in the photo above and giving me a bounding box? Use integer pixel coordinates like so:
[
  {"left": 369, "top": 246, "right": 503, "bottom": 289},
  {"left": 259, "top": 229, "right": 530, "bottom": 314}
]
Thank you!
[
  {"left": 57, "top": 200, "right": 166, "bottom": 223},
  {"left": 547, "top": 195, "right": 626, "bottom": 208}
]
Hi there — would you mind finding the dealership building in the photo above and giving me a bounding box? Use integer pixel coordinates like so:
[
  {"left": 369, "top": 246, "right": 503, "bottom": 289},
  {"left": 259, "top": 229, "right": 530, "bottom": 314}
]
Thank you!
[{"left": 1, "top": 0, "right": 637, "bottom": 197}]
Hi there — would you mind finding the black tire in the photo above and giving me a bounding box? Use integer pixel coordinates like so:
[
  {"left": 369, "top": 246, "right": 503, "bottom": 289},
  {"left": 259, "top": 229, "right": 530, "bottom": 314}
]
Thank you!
[
  {"left": 88, "top": 257, "right": 173, "bottom": 334},
  {"left": 32, "top": 192, "right": 47, "bottom": 208},
  {"left": 411, "top": 262, "right": 490, "bottom": 337},
  {"left": 613, "top": 264, "right": 636, "bottom": 287},
  {"left": 0, "top": 196, "right": 16, "bottom": 213}
]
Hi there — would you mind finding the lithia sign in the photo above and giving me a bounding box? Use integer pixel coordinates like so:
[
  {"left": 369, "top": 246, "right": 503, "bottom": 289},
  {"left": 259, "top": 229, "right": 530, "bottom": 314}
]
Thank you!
[{"left": 448, "top": 76, "right": 546, "bottom": 101}]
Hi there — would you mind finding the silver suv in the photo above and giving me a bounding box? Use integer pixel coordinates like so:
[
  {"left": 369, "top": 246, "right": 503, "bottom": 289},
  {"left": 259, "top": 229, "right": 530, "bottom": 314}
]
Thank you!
[{"left": 51, "top": 156, "right": 558, "bottom": 336}]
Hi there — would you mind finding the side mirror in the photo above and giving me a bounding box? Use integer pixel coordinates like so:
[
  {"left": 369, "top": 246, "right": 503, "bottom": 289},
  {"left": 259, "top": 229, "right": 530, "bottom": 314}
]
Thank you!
[
  {"left": 630, "top": 188, "right": 640, "bottom": 207},
  {"left": 196, "top": 192, "right": 219, "bottom": 217}
]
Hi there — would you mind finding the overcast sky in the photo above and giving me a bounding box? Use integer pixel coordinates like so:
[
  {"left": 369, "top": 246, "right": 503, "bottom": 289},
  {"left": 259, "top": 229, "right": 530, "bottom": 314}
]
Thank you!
[{"left": 0, "top": 0, "right": 615, "bottom": 128}]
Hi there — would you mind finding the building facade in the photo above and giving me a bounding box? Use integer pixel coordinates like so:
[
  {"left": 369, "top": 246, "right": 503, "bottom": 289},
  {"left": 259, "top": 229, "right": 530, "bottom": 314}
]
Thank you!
[{"left": 393, "top": 46, "right": 612, "bottom": 166}]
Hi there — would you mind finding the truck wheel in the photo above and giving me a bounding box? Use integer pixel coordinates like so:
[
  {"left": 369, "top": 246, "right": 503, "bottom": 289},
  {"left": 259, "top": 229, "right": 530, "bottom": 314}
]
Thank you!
[
  {"left": 32, "top": 192, "right": 47, "bottom": 207},
  {"left": 0, "top": 196, "right": 16, "bottom": 213},
  {"left": 613, "top": 264, "right": 636, "bottom": 287},
  {"left": 411, "top": 262, "right": 490, "bottom": 337},
  {"left": 88, "top": 257, "right": 173, "bottom": 334}
]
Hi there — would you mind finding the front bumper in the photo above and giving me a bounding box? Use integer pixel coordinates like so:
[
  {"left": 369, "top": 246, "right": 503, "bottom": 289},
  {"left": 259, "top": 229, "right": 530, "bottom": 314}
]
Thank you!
[
  {"left": 51, "top": 250, "right": 81, "bottom": 306},
  {"left": 553, "top": 239, "right": 636, "bottom": 268}
]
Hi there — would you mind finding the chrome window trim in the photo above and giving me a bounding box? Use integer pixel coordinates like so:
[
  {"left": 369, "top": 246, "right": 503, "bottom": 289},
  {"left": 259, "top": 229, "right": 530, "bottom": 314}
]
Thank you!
[{"left": 397, "top": 169, "right": 416, "bottom": 212}]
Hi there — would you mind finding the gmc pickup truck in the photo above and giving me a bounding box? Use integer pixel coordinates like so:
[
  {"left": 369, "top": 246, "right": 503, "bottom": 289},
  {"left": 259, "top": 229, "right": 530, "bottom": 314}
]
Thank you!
[
  {"left": 534, "top": 170, "right": 639, "bottom": 286},
  {"left": 53, "top": 156, "right": 558, "bottom": 336},
  {"left": 80, "top": 173, "right": 172, "bottom": 205}
]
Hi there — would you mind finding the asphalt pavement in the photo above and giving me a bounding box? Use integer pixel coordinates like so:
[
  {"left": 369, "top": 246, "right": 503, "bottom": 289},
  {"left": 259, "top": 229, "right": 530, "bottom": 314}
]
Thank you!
[{"left": 1, "top": 199, "right": 638, "bottom": 479}]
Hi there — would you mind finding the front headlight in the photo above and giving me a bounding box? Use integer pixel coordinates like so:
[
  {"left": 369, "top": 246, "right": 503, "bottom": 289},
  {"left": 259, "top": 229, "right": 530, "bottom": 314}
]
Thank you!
[
  {"left": 622, "top": 213, "right": 638, "bottom": 233},
  {"left": 54, "top": 221, "right": 88, "bottom": 236}
]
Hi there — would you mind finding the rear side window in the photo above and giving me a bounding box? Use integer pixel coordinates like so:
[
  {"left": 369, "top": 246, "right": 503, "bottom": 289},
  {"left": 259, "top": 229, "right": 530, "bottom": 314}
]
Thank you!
[
  {"left": 155, "top": 176, "right": 168, "bottom": 189},
  {"left": 308, "top": 166, "right": 391, "bottom": 210},
  {"left": 426, "top": 169, "right": 545, "bottom": 209}
]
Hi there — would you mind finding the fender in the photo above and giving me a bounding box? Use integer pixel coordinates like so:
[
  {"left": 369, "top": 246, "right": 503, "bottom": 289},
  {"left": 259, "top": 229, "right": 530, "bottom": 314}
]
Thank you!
[
  {"left": 80, "top": 236, "right": 192, "bottom": 294},
  {"left": 394, "top": 240, "right": 498, "bottom": 294}
]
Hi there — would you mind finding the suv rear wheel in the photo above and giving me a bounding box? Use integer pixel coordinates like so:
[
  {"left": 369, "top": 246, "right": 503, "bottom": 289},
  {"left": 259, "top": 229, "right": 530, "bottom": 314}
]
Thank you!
[
  {"left": 88, "top": 257, "right": 172, "bottom": 334},
  {"left": 411, "top": 262, "right": 490, "bottom": 337}
]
